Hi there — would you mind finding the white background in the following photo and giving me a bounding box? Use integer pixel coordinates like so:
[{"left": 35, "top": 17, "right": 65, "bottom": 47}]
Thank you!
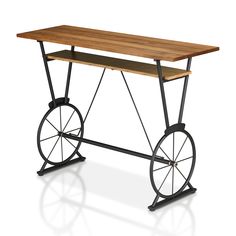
[{"left": 0, "top": 0, "right": 235, "bottom": 235}]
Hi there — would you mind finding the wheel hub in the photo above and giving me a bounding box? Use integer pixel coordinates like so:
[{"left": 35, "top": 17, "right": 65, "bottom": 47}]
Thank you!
[{"left": 170, "top": 161, "right": 178, "bottom": 167}]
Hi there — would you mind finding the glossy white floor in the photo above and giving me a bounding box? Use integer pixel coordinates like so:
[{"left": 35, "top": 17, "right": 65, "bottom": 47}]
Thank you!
[{"left": 1, "top": 0, "right": 236, "bottom": 235}]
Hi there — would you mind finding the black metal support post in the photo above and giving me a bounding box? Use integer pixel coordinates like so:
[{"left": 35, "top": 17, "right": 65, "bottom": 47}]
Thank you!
[
  {"left": 156, "top": 60, "right": 169, "bottom": 128},
  {"left": 65, "top": 46, "right": 75, "bottom": 101},
  {"left": 38, "top": 41, "right": 56, "bottom": 107},
  {"left": 178, "top": 58, "right": 192, "bottom": 123}
]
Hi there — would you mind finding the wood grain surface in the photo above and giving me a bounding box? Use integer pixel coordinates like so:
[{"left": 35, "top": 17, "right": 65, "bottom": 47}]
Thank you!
[{"left": 17, "top": 25, "right": 219, "bottom": 61}]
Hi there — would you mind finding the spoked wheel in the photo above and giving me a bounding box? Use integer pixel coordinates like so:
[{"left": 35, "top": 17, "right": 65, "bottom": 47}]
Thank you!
[
  {"left": 37, "top": 103, "right": 84, "bottom": 166},
  {"left": 150, "top": 130, "right": 196, "bottom": 199}
]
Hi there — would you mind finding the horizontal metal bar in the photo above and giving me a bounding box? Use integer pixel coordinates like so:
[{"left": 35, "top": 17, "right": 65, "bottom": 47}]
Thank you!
[
  {"left": 148, "top": 187, "right": 197, "bottom": 211},
  {"left": 62, "top": 133, "right": 169, "bottom": 165}
]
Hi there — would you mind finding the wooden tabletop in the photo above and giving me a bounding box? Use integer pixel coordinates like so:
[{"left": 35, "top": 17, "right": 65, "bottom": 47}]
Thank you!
[{"left": 17, "top": 25, "right": 219, "bottom": 62}]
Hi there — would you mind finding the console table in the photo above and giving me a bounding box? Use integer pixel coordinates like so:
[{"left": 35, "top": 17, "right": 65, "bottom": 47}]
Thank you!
[{"left": 17, "top": 25, "right": 219, "bottom": 210}]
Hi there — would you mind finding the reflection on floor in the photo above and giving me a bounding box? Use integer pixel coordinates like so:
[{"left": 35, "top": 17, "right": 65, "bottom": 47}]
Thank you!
[{"left": 39, "top": 160, "right": 196, "bottom": 236}]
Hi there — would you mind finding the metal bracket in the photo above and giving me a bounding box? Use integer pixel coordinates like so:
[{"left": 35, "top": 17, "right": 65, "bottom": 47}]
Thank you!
[
  {"left": 165, "top": 123, "right": 185, "bottom": 136},
  {"left": 48, "top": 97, "right": 70, "bottom": 109},
  {"left": 37, "top": 153, "right": 86, "bottom": 176},
  {"left": 148, "top": 187, "right": 197, "bottom": 211}
]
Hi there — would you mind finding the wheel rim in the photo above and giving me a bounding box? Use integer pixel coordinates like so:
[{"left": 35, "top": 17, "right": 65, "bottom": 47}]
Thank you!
[
  {"left": 37, "top": 103, "right": 84, "bottom": 165},
  {"left": 150, "top": 130, "right": 196, "bottom": 198}
]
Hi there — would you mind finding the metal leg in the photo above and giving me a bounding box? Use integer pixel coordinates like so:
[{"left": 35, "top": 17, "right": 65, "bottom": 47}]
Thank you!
[
  {"left": 149, "top": 59, "right": 196, "bottom": 211},
  {"left": 178, "top": 58, "right": 192, "bottom": 123},
  {"left": 156, "top": 60, "right": 169, "bottom": 128},
  {"left": 37, "top": 68, "right": 106, "bottom": 176},
  {"left": 65, "top": 46, "right": 75, "bottom": 101},
  {"left": 37, "top": 44, "right": 87, "bottom": 176},
  {"left": 38, "top": 41, "right": 56, "bottom": 107}
]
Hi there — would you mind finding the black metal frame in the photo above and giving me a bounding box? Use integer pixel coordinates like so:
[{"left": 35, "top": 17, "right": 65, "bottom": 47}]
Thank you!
[
  {"left": 147, "top": 59, "right": 196, "bottom": 210},
  {"left": 37, "top": 41, "right": 196, "bottom": 210},
  {"left": 37, "top": 42, "right": 85, "bottom": 175},
  {"left": 156, "top": 58, "right": 192, "bottom": 129}
]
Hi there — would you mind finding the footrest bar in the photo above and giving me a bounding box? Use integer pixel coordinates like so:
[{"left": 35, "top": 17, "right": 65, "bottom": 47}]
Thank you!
[
  {"left": 61, "top": 133, "right": 169, "bottom": 165},
  {"left": 37, "top": 156, "right": 86, "bottom": 176},
  {"left": 148, "top": 188, "right": 197, "bottom": 211}
]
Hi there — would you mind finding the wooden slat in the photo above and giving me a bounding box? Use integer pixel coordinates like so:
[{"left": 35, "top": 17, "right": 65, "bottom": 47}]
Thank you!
[
  {"left": 47, "top": 50, "right": 191, "bottom": 81},
  {"left": 17, "top": 25, "right": 219, "bottom": 61}
]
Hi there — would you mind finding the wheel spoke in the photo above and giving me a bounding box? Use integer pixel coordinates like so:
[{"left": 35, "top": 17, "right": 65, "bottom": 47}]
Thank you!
[
  {"left": 47, "top": 136, "right": 60, "bottom": 160},
  {"left": 173, "top": 133, "right": 175, "bottom": 161},
  {"left": 160, "top": 146, "right": 171, "bottom": 161},
  {"left": 174, "top": 137, "right": 188, "bottom": 162},
  {"left": 153, "top": 164, "right": 171, "bottom": 172},
  {"left": 60, "top": 137, "right": 64, "bottom": 161},
  {"left": 63, "top": 137, "right": 77, "bottom": 149},
  {"left": 175, "top": 166, "right": 188, "bottom": 182},
  {"left": 59, "top": 106, "right": 64, "bottom": 161},
  {"left": 176, "top": 156, "right": 193, "bottom": 164},
  {"left": 62, "top": 110, "right": 75, "bottom": 132},
  {"left": 65, "top": 127, "right": 81, "bottom": 134},
  {"left": 40, "top": 133, "right": 58, "bottom": 142},
  {"left": 59, "top": 106, "right": 62, "bottom": 132},
  {"left": 158, "top": 166, "right": 172, "bottom": 191},
  {"left": 172, "top": 166, "right": 174, "bottom": 194},
  {"left": 46, "top": 119, "right": 59, "bottom": 132}
]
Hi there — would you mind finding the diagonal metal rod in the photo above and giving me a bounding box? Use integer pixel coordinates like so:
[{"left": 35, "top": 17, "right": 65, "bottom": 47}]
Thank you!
[
  {"left": 39, "top": 161, "right": 47, "bottom": 172},
  {"left": 121, "top": 71, "right": 153, "bottom": 153},
  {"left": 83, "top": 68, "right": 106, "bottom": 124},
  {"left": 178, "top": 58, "right": 192, "bottom": 123},
  {"left": 151, "top": 194, "right": 160, "bottom": 206},
  {"left": 59, "top": 66, "right": 105, "bottom": 139}
]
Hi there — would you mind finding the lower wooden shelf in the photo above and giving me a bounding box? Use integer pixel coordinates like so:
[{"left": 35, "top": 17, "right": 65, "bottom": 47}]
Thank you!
[{"left": 47, "top": 50, "right": 191, "bottom": 81}]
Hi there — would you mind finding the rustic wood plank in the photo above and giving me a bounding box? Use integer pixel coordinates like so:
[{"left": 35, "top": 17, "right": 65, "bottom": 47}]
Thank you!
[
  {"left": 17, "top": 25, "right": 219, "bottom": 61},
  {"left": 47, "top": 50, "right": 191, "bottom": 80}
]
